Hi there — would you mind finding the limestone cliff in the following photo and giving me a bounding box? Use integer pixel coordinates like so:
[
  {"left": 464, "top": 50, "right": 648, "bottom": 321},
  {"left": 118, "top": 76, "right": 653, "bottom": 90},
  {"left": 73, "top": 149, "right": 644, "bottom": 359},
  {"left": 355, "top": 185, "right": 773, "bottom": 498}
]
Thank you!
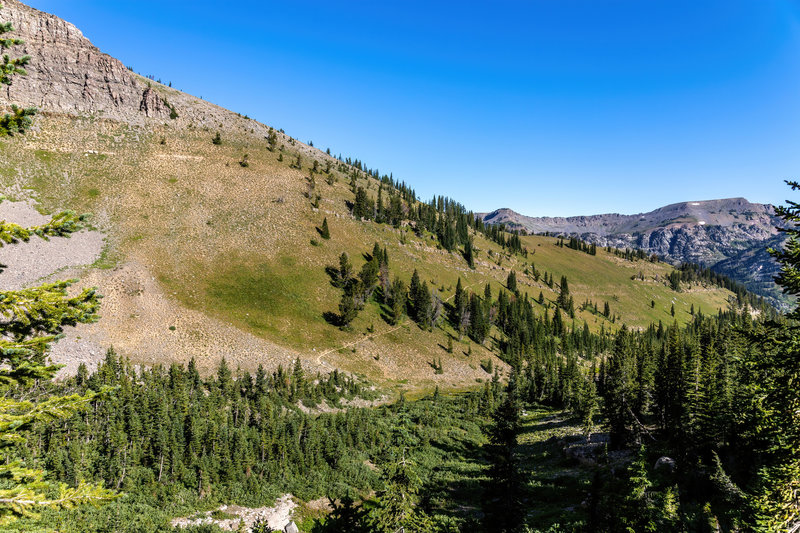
[{"left": 0, "top": 0, "right": 171, "bottom": 121}]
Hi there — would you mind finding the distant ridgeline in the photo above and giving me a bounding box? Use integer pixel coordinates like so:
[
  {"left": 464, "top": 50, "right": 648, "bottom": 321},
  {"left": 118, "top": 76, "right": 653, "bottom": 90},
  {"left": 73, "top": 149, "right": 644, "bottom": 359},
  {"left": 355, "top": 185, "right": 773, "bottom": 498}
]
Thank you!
[
  {"left": 326, "top": 156, "right": 774, "bottom": 322},
  {"left": 481, "top": 200, "right": 789, "bottom": 309}
]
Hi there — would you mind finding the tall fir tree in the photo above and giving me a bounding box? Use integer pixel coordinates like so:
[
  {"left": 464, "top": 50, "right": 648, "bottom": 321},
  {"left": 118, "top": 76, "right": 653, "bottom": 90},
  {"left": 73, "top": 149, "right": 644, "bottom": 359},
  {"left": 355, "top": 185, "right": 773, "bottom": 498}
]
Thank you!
[
  {"left": 464, "top": 237, "right": 475, "bottom": 269},
  {"left": 0, "top": 14, "right": 114, "bottom": 522},
  {"left": 0, "top": 200, "right": 116, "bottom": 524},
  {"left": 320, "top": 217, "right": 330, "bottom": 239},
  {"left": 744, "top": 180, "right": 800, "bottom": 529},
  {"left": 482, "top": 375, "right": 523, "bottom": 533},
  {"left": 506, "top": 270, "right": 517, "bottom": 293}
]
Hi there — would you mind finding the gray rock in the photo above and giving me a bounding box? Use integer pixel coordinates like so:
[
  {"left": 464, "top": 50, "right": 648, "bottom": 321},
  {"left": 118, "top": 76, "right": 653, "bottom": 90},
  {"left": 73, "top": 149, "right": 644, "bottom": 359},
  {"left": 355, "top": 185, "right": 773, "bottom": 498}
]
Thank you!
[
  {"left": 654, "top": 456, "right": 677, "bottom": 474},
  {"left": 284, "top": 521, "right": 299, "bottom": 533},
  {"left": 0, "top": 0, "right": 169, "bottom": 122},
  {"left": 0, "top": 0, "right": 284, "bottom": 138}
]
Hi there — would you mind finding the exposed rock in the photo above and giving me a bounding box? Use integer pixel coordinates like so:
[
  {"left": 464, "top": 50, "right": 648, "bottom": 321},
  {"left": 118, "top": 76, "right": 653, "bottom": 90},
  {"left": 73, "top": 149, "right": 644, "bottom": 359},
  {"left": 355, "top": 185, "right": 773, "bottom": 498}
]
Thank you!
[
  {"left": 654, "top": 456, "right": 677, "bottom": 474},
  {"left": 0, "top": 1, "right": 291, "bottom": 145},
  {"left": 0, "top": 199, "right": 105, "bottom": 289},
  {"left": 562, "top": 434, "right": 608, "bottom": 467},
  {"left": 139, "top": 86, "right": 168, "bottom": 118},
  {"left": 284, "top": 522, "right": 299, "bottom": 533},
  {"left": 171, "top": 494, "right": 296, "bottom": 531},
  {"left": 481, "top": 199, "right": 788, "bottom": 308},
  {"left": 0, "top": 0, "right": 169, "bottom": 122}
]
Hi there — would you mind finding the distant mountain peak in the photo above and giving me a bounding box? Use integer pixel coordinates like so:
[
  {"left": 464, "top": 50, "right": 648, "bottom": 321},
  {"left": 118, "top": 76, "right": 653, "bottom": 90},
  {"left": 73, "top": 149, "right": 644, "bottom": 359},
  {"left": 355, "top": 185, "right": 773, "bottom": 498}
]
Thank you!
[{"left": 481, "top": 198, "right": 785, "bottom": 306}]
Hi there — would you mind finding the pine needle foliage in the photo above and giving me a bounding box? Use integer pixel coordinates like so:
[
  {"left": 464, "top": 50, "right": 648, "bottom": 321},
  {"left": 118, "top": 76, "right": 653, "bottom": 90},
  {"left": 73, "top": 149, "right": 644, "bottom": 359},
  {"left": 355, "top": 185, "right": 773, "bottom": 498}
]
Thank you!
[
  {"left": 0, "top": 9, "right": 36, "bottom": 136},
  {"left": 0, "top": 197, "right": 116, "bottom": 525},
  {"left": 0, "top": 104, "right": 36, "bottom": 136}
]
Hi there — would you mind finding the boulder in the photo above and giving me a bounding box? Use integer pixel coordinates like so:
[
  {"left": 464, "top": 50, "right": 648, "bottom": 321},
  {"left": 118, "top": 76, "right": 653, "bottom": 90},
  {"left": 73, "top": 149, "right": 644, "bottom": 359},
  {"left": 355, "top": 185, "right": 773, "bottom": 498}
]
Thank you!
[
  {"left": 654, "top": 456, "right": 677, "bottom": 474},
  {"left": 284, "top": 521, "right": 299, "bottom": 533}
]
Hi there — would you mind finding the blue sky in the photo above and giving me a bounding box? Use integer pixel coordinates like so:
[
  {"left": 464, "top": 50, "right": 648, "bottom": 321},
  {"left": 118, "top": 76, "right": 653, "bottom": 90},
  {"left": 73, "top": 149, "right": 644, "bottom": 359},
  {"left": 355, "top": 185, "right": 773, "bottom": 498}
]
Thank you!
[{"left": 25, "top": 0, "right": 800, "bottom": 216}]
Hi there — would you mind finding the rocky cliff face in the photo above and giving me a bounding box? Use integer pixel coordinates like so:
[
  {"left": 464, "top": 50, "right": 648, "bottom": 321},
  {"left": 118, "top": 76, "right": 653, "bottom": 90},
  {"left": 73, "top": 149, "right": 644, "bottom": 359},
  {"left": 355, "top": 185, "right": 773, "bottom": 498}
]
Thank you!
[
  {"left": 482, "top": 198, "right": 788, "bottom": 307},
  {"left": 0, "top": 0, "right": 270, "bottom": 134},
  {"left": 0, "top": 0, "right": 171, "bottom": 122}
]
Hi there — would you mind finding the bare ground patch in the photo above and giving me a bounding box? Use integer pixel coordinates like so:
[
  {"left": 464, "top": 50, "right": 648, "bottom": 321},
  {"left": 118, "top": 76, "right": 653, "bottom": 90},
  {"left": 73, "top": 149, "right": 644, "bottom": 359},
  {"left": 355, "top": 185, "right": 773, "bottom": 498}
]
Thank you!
[
  {"left": 0, "top": 200, "right": 105, "bottom": 289},
  {"left": 171, "top": 494, "right": 296, "bottom": 531},
  {"left": 51, "top": 260, "right": 330, "bottom": 377}
]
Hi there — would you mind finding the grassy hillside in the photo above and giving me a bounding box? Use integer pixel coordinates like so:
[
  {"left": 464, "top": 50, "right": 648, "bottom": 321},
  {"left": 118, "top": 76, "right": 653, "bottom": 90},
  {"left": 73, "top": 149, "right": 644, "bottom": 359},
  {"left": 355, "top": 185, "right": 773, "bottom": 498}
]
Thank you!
[{"left": 0, "top": 97, "right": 739, "bottom": 392}]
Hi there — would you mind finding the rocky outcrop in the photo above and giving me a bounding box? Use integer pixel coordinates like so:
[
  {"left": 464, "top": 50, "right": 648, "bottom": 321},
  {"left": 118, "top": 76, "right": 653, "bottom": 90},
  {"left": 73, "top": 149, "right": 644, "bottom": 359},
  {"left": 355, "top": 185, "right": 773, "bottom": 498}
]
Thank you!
[
  {"left": 0, "top": 0, "right": 169, "bottom": 121},
  {"left": 654, "top": 456, "right": 677, "bottom": 474},
  {"left": 482, "top": 198, "right": 788, "bottom": 307},
  {"left": 0, "top": 0, "right": 283, "bottom": 138},
  {"left": 139, "top": 86, "right": 168, "bottom": 117}
]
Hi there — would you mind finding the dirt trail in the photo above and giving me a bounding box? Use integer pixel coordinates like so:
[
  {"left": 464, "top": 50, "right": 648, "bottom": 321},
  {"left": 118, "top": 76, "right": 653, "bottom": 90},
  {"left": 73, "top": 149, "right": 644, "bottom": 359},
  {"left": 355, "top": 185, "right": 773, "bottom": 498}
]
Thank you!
[{"left": 316, "top": 324, "right": 405, "bottom": 365}]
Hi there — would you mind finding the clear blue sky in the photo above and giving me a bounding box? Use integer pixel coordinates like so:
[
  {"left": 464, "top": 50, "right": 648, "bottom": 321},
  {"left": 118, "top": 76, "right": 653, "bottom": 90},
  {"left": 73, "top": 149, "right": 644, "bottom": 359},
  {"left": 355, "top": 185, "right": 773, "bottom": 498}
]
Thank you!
[{"left": 25, "top": 0, "right": 800, "bottom": 216}]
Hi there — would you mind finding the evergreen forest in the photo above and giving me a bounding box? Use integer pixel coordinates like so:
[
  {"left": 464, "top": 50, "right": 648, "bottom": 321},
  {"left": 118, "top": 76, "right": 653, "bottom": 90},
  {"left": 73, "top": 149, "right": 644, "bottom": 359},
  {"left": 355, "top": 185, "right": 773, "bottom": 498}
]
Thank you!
[{"left": 0, "top": 6, "right": 798, "bottom": 532}]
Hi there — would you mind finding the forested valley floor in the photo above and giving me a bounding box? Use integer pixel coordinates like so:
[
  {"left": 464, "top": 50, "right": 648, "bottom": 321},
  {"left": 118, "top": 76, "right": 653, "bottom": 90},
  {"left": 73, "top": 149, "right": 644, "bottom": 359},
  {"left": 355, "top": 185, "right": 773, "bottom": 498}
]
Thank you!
[{"left": 11, "top": 298, "right": 799, "bottom": 532}]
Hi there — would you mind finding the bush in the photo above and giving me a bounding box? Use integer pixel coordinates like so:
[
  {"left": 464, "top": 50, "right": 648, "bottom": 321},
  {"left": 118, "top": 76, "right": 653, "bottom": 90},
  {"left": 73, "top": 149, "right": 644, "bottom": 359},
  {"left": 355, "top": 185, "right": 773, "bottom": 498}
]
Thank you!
[{"left": 0, "top": 105, "right": 36, "bottom": 136}]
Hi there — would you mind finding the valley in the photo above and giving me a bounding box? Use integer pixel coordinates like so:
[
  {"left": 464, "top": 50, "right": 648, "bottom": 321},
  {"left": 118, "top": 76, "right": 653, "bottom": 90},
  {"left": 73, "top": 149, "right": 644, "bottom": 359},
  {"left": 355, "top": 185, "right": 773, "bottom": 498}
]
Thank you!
[{"left": 0, "top": 1, "right": 797, "bottom": 532}]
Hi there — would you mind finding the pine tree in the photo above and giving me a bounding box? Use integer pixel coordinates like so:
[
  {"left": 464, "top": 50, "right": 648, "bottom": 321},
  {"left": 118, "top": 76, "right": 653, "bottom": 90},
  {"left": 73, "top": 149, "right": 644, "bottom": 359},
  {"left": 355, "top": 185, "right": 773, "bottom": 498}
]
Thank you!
[
  {"left": 338, "top": 280, "right": 360, "bottom": 327},
  {"left": 743, "top": 180, "right": 800, "bottom": 528},
  {"left": 366, "top": 454, "right": 435, "bottom": 532},
  {"left": 338, "top": 252, "right": 353, "bottom": 287},
  {"left": 389, "top": 277, "right": 406, "bottom": 326},
  {"left": 619, "top": 446, "right": 658, "bottom": 530},
  {"left": 483, "top": 377, "right": 523, "bottom": 533},
  {"left": 320, "top": 217, "right": 330, "bottom": 239},
  {"left": 266, "top": 127, "right": 278, "bottom": 151},
  {"left": 463, "top": 237, "right": 475, "bottom": 269},
  {"left": 0, "top": 200, "right": 116, "bottom": 524},
  {"left": 353, "top": 186, "right": 373, "bottom": 220},
  {"left": 375, "top": 185, "right": 384, "bottom": 223},
  {"left": 453, "top": 278, "right": 469, "bottom": 338},
  {"left": 359, "top": 254, "right": 379, "bottom": 300},
  {"left": 557, "top": 275, "right": 570, "bottom": 310},
  {"left": 0, "top": 16, "right": 115, "bottom": 520},
  {"left": 552, "top": 308, "right": 564, "bottom": 337},
  {"left": 416, "top": 282, "right": 432, "bottom": 328},
  {"left": 469, "top": 293, "right": 487, "bottom": 344},
  {"left": 604, "top": 326, "right": 637, "bottom": 448},
  {"left": 409, "top": 269, "right": 422, "bottom": 322},
  {"left": 0, "top": 12, "right": 36, "bottom": 136},
  {"left": 657, "top": 323, "right": 684, "bottom": 435},
  {"left": 506, "top": 270, "right": 517, "bottom": 292}
]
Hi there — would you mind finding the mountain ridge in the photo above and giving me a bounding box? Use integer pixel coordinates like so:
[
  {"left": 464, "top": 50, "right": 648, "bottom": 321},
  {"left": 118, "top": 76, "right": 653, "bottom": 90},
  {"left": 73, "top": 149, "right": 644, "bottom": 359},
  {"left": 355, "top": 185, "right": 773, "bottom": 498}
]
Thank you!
[
  {"left": 0, "top": 0, "right": 760, "bottom": 390},
  {"left": 481, "top": 199, "right": 786, "bottom": 306},
  {"left": 481, "top": 197, "right": 776, "bottom": 233}
]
